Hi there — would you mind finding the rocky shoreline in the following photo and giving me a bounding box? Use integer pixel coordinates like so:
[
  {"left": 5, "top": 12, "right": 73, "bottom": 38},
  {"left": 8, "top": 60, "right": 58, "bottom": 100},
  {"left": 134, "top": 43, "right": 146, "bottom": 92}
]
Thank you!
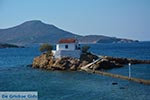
[
  {"left": 32, "top": 53, "right": 97, "bottom": 71},
  {"left": 32, "top": 53, "right": 150, "bottom": 71}
]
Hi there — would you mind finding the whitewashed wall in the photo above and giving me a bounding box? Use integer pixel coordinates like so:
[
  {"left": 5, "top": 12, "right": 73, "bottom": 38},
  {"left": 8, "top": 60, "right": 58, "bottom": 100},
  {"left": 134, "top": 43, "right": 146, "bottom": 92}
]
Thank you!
[
  {"left": 56, "top": 43, "right": 76, "bottom": 50},
  {"left": 54, "top": 50, "right": 81, "bottom": 58}
]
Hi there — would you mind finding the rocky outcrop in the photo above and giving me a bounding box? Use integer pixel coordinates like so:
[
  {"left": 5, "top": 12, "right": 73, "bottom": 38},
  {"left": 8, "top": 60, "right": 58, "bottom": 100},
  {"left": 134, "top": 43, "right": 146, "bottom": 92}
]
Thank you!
[
  {"left": 87, "top": 56, "right": 150, "bottom": 70},
  {"left": 80, "top": 52, "right": 98, "bottom": 62},
  {"left": 101, "top": 56, "right": 150, "bottom": 64},
  {"left": 32, "top": 53, "right": 150, "bottom": 71},
  {"left": 32, "top": 53, "right": 97, "bottom": 71},
  {"left": 91, "top": 58, "right": 123, "bottom": 70}
]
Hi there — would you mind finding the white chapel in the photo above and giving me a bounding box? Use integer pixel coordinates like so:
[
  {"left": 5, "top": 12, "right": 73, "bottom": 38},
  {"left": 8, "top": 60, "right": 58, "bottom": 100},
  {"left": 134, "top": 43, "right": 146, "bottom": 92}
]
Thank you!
[{"left": 53, "top": 38, "right": 81, "bottom": 58}]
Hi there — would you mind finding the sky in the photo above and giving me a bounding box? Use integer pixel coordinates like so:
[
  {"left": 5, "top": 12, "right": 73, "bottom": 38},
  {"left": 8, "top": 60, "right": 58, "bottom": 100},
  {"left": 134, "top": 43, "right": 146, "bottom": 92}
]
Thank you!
[{"left": 0, "top": 0, "right": 150, "bottom": 41}]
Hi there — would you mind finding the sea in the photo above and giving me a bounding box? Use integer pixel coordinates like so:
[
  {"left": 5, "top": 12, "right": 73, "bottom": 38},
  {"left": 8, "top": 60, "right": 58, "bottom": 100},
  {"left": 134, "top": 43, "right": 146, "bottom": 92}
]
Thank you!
[{"left": 0, "top": 42, "right": 150, "bottom": 100}]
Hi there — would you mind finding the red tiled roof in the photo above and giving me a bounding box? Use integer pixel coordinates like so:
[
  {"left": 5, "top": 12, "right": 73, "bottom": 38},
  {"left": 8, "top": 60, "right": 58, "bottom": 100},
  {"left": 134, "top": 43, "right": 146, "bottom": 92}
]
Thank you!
[{"left": 58, "top": 38, "right": 76, "bottom": 44}]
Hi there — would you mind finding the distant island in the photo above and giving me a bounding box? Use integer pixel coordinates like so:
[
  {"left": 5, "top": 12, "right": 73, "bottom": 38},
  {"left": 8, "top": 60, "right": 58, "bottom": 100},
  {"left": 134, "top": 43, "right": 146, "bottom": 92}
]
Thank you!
[
  {"left": 0, "top": 20, "right": 138, "bottom": 45},
  {"left": 0, "top": 43, "right": 24, "bottom": 48},
  {"left": 78, "top": 35, "right": 138, "bottom": 44}
]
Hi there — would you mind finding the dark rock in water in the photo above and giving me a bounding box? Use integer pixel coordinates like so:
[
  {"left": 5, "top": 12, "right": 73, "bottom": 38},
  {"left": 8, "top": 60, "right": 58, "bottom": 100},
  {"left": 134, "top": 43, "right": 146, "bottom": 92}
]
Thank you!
[
  {"left": 120, "top": 87, "right": 125, "bottom": 89},
  {"left": 112, "top": 82, "right": 118, "bottom": 85},
  {"left": 26, "top": 64, "right": 32, "bottom": 67},
  {"left": 140, "top": 82, "right": 143, "bottom": 84}
]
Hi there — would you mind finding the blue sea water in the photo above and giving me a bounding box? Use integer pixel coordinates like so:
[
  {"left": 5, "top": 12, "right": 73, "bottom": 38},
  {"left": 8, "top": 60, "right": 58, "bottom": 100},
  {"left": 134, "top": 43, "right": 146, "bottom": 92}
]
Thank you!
[{"left": 0, "top": 42, "right": 150, "bottom": 100}]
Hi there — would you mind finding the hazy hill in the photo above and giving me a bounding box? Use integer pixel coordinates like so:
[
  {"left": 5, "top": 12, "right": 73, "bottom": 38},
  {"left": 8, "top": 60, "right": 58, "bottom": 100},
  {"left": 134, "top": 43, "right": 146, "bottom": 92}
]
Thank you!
[
  {"left": 79, "top": 35, "right": 138, "bottom": 43},
  {"left": 0, "top": 20, "right": 80, "bottom": 45},
  {"left": 0, "top": 20, "right": 138, "bottom": 45}
]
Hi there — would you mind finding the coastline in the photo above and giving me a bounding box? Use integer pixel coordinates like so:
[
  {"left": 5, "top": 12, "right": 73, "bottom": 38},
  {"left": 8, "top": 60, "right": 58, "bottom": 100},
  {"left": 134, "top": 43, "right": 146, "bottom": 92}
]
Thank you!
[
  {"left": 32, "top": 53, "right": 150, "bottom": 71},
  {"left": 32, "top": 52, "right": 150, "bottom": 85}
]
